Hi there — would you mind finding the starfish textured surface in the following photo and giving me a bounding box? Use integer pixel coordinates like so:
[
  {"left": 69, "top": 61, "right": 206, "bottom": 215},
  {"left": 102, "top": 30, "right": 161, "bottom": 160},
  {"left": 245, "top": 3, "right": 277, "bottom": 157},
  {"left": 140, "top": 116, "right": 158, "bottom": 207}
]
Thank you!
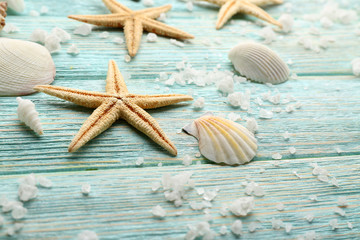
[
  {"left": 68, "top": 0, "right": 194, "bottom": 56},
  {"left": 34, "top": 60, "right": 193, "bottom": 155},
  {"left": 200, "top": 0, "right": 283, "bottom": 29}
]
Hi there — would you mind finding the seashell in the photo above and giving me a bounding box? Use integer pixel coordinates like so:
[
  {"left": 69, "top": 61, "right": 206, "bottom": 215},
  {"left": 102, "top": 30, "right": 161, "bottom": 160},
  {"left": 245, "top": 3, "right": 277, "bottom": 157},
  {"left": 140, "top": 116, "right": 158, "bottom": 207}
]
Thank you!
[
  {"left": 183, "top": 113, "right": 257, "bottom": 165},
  {"left": 17, "top": 97, "right": 43, "bottom": 135},
  {"left": 5, "top": 0, "right": 24, "bottom": 12},
  {"left": 0, "top": 2, "right": 7, "bottom": 32},
  {"left": 228, "top": 42, "right": 290, "bottom": 84},
  {"left": 0, "top": 38, "right": 56, "bottom": 96}
]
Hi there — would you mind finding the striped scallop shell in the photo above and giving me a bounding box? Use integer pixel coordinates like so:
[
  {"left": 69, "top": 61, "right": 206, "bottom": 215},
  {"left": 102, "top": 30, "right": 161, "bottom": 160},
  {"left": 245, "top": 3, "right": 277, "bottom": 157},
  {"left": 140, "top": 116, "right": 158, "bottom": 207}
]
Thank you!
[
  {"left": 0, "top": 38, "right": 56, "bottom": 96},
  {"left": 183, "top": 113, "right": 257, "bottom": 165},
  {"left": 228, "top": 42, "right": 289, "bottom": 84},
  {"left": 17, "top": 97, "right": 43, "bottom": 135},
  {"left": 0, "top": 2, "right": 7, "bottom": 32}
]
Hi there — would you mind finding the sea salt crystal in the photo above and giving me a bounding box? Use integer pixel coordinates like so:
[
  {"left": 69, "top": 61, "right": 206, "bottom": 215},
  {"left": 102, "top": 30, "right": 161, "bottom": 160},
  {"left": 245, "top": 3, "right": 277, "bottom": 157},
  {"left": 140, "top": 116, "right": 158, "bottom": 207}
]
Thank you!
[
  {"left": 334, "top": 207, "right": 346, "bottom": 217},
  {"left": 317, "top": 174, "right": 329, "bottom": 182},
  {"left": 276, "top": 203, "right": 285, "bottom": 211},
  {"left": 259, "top": 26, "right": 276, "bottom": 44},
  {"left": 329, "top": 219, "right": 338, "bottom": 230},
  {"left": 320, "top": 17, "right": 333, "bottom": 28},
  {"left": 227, "top": 90, "right": 250, "bottom": 109},
  {"left": 309, "top": 27, "right": 320, "bottom": 36},
  {"left": 217, "top": 76, "right": 234, "bottom": 94},
  {"left": 124, "top": 54, "right": 131, "bottom": 63},
  {"left": 259, "top": 168, "right": 265, "bottom": 173},
  {"left": 113, "top": 37, "right": 124, "bottom": 45},
  {"left": 6, "top": 227, "right": 15, "bottom": 236},
  {"left": 293, "top": 171, "right": 301, "bottom": 178},
  {"left": 146, "top": 33, "right": 158, "bottom": 42},
  {"left": 268, "top": 93, "right": 281, "bottom": 105},
  {"left": 30, "top": 29, "right": 48, "bottom": 44},
  {"left": 158, "top": 13, "right": 166, "bottom": 21},
  {"left": 303, "top": 230, "right": 317, "bottom": 240},
  {"left": 152, "top": 205, "right": 166, "bottom": 218},
  {"left": 229, "top": 197, "right": 255, "bottom": 216},
  {"left": 193, "top": 97, "right": 205, "bottom": 109},
  {"left": 228, "top": 112, "right": 241, "bottom": 122},
  {"left": 162, "top": 171, "right": 193, "bottom": 207},
  {"left": 2, "top": 200, "right": 23, "bottom": 213},
  {"left": 347, "top": 222, "right": 353, "bottom": 229},
  {"left": 29, "top": 10, "right": 40, "bottom": 17},
  {"left": 248, "top": 222, "right": 260, "bottom": 233},
  {"left": 271, "top": 218, "right": 284, "bottom": 230},
  {"left": 337, "top": 196, "right": 348, "bottom": 207},
  {"left": 203, "top": 189, "right": 218, "bottom": 202},
  {"left": 279, "top": 14, "right": 294, "bottom": 33},
  {"left": 285, "top": 223, "right": 292, "bottom": 233},
  {"left": 231, "top": 220, "right": 242, "bottom": 236},
  {"left": 305, "top": 213, "right": 314, "bottom": 222},
  {"left": 351, "top": 58, "right": 360, "bottom": 76},
  {"left": 11, "top": 205, "right": 28, "bottom": 219},
  {"left": 259, "top": 109, "right": 273, "bottom": 119},
  {"left": 77, "top": 230, "right": 98, "bottom": 240},
  {"left": 74, "top": 24, "right": 93, "bottom": 36},
  {"left": 135, "top": 157, "right": 144, "bottom": 166},
  {"left": 51, "top": 27, "right": 71, "bottom": 43},
  {"left": 3, "top": 23, "right": 19, "bottom": 33},
  {"left": 245, "top": 181, "right": 265, "bottom": 197},
  {"left": 40, "top": 6, "right": 49, "bottom": 14},
  {"left": 175, "top": 211, "right": 183, "bottom": 216},
  {"left": 18, "top": 183, "right": 38, "bottom": 202},
  {"left": 186, "top": 1, "right": 193, "bottom": 12},
  {"left": 20, "top": 174, "right": 37, "bottom": 186},
  {"left": 182, "top": 155, "right": 192, "bottom": 166},
  {"left": 170, "top": 39, "right": 185, "bottom": 48},
  {"left": 67, "top": 44, "right": 80, "bottom": 55},
  {"left": 143, "top": 0, "right": 154, "bottom": 7},
  {"left": 151, "top": 182, "right": 161, "bottom": 192},
  {"left": 219, "top": 225, "right": 227, "bottom": 235},
  {"left": 0, "top": 215, "right": 4, "bottom": 226},
  {"left": 272, "top": 153, "right": 282, "bottom": 160},
  {"left": 99, "top": 31, "right": 109, "bottom": 39},
  {"left": 285, "top": 104, "right": 295, "bottom": 113},
  {"left": 289, "top": 147, "right": 296, "bottom": 154},
  {"left": 330, "top": 177, "right": 339, "bottom": 187},
  {"left": 45, "top": 35, "right": 61, "bottom": 53},
  {"left": 37, "top": 176, "right": 52, "bottom": 188},
  {"left": 81, "top": 183, "right": 91, "bottom": 195},
  {"left": 246, "top": 118, "right": 258, "bottom": 133},
  {"left": 309, "top": 195, "right": 317, "bottom": 201}
]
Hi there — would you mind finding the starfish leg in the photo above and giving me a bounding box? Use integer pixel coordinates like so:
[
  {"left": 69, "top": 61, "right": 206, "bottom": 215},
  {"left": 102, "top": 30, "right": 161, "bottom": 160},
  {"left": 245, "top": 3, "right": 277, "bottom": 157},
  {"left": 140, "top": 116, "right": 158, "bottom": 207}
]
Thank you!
[
  {"left": 141, "top": 17, "right": 194, "bottom": 39},
  {"left": 240, "top": 0, "right": 282, "bottom": 27},
  {"left": 134, "top": 5, "right": 172, "bottom": 19},
  {"left": 249, "top": 0, "right": 283, "bottom": 6},
  {"left": 68, "top": 14, "right": 127, "bottom": 27},
  {"left": 120, "top": 99, "right": 177, "bottom": 155},
  {"left": 34, "top": 85, "right": 109, "bottom": 108},
  {"left": 129, "top": 94, "right": 193, "bottom": 109},
  {"left": 102, "top": 0, "right": 132, "bottom": 13},
  {"left": 106, "top": 60, "right": 129, "bottom": 95},
  {"left": 68, "top": 99, "right": 122, "bottom": 152},
  {"left": 124, "top": 18, "right": 144, "bottom": 57}
]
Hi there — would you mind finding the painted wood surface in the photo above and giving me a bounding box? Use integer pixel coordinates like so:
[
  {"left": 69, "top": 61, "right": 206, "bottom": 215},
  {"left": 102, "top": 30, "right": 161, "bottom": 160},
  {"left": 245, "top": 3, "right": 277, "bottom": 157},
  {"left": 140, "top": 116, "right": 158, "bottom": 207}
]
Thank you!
[{"left": 0, "top": 0, "right": 359, "bottom": 239}]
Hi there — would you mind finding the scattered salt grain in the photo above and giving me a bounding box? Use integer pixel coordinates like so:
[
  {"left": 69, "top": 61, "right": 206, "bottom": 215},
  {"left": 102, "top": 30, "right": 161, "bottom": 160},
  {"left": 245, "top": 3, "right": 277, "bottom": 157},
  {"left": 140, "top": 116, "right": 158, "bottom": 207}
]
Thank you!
[
  {"left": 6, "top": 227, "right": 15, "bottom": 236},
  {"left": 334, "top": 207, "right": 346, "bottom": 217},
  {"left": 309, "top": 195, "right": 318, "bottom": 201},
  {"left": 30, "top": 28, "right": 48, "bottom": 44},
  {"left": 11, "top": 205, "right": 28, "bottom": 220},
  {"left": 37, "top": 176, "right": 52, "bottom": 188},
  {"left": 151, "top": 182, "right": 161, "bottom": 192},
  {"left": 193, "top": 97, "right": 205, "bottom": 109},
  {"left": 309, "top": 27, "right": 320, "bottom": 36},
  {"left": 18, "top": 183, "right": 38, "bottom": 202},
  {"left": 229, "top": 197, "right": 255, "bottom": 217},
  {"left": 259, "top": 109, "right": 273, "bottom": 119},
  {"left": 276, "top": 203, "right": 285, "bottom": 211},
  {"left": 304, "top": 213, "right": 314, "bottom": 223},
  {"left": 330, "top": 177, "right": 339, "bottom": 187},
  {"left": 77, "top": 230, "right": 98, "bottom": 240},
  {"left": 51, "top": 27, "right": 71, "bottom": 43},
  {"left": 74, "top": 24, "right": 93, "bottom": 36},
  {"left": 289, "top": 147, "right": 296, "bottom": 154},
  {"left": 152, "top": 205, "right": 166, "bottom": 218},
  {"left": 14, "top": 223, "right": 24, "bottom": 232},
  {"left": 143, "top": 0, "right": 154, "bottom": 7},
  {"left": 248, "top": 222, "right": 260, "bottom": 233},
  {"left": 245, "top": 181, "right": 265, "bottom": 197},
  {"left": 231, "top": 220, "right": 243, "bottom": 236},
  {"left": 337, "top": 196, "right": 348, "bottom": 207},
  {"left": 124, "top": 54, "right": 131, "bottom": 63},
  {"left": 227, "top": 90, "right": 250, "bottom": 109},
  {"left": 293, "top": 171, "right": 301, "bottom": 179},
  {"left": 279, "top": 14, "right": 294, "bottom": 33},
  {"left": 285, "top": 223, "right": 292, "bottom": 233},
  {"left": 20, "top": 174, "right": 37, "bottom": 186},
  {"left": 40, "top": 6, "right": 49, "bottom": 15},
  {"left": 3, "top": 23, "right": 19, "bottom": 33},
  {"left": 285, "top": 104, "right": 295, "bottom": 113},
  {"left": 320, "top": 17, "right": 333, "bottom": 28},
  {"left": 351, "top": 58, "right": 360, "bottom": 76},
  {"left": 2, "top": 200, "right": 22, "bottom": 213},
  {"left": 45, "top": 35, "right": 61, "bottom": 53},
  {"left": 329, "top": 219, "right": 338, "bottom": 230},
  {"left": 227, "top": 112, "right": 241, "bottom": 122},
  {"left": 219, "top": 225, "right": 227, "bottom": 235},
  {"left": 99, "top": 31, "right": 109, "bottom": 39},
  {"left": 81, "top": 183, "right": 91, "bottom": 195},
  {"left": 283, "top": 131, "right": 290, "bottom": 140},
  {"left": 67, "top": 44, "right": 80, "bottom": 55},
  {"left": 317, "top": 174, "right": 329, "bottom": 182},
  {"left": 219, "top": 204, "right": 228, "bottom": 216},
  {"left": 0, "top": 215, "right": 4, "bottom": 226},
  {"left": 259, "top": 168, "right": 265, "bottom": 174},
  {"left": 203, "top": 189, "right": 218, "bottom": 202},
  {"left": 162, "top": 171, "right": 193, "bottom": 207},
  {"left": 259, "top": 26, "right": 276, "bottom": 44},
  {"left": 347, "top": 222, "right": 353, "bottom": 229},
  {"left": 158, "top": 162, "right": 163, "bottom": 167},
  {"left": 186, "top": 1, "right": 193, "bottom": 12},
  {"left": 217, "top": 76, "right": 234, "bottom": 94},
  {"left": 271, "top": 218, "right": 284, "bottom": 230},
  {"left": 182, "top": 155, "right": 192, "bottom": 166},
  {"left": 158, "top": 13, "right": 166, "bottom": 22},
  {"left": 29, "top": 10, "right": 40, "bottom": 17},
  {"left": 146, "top": 33, "right": 157, "bottom": 42},
  {"left": 170, "top": 39, "right": 185, "bottom": 48},
  {"left": 246, "top": 118, "right": 258, "bottom": 133},
  {"left": 272, "top": 153, "right": 282, "bottom": 160},
  {"left": 175, "top": 211, "right": 183, "bottom": 216},
  {"left": 135, "top": 157, "right": 144, "bottom": 166},
  {"left": 113, "top": 37, "right": 124, "bottom": 44}
]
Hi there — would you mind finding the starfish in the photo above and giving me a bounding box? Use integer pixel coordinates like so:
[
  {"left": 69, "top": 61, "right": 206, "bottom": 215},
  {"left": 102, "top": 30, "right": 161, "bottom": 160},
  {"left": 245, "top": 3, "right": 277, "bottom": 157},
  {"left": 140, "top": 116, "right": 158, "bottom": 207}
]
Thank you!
[
  {"left": 199, "top": 0, "right": 283, "bottom": 29},
  {"left": 34, "top": 60, "right": 193, "bottom": 155},
  {"left": 68, "top": 0, "right": 194, "bottom": 57}
]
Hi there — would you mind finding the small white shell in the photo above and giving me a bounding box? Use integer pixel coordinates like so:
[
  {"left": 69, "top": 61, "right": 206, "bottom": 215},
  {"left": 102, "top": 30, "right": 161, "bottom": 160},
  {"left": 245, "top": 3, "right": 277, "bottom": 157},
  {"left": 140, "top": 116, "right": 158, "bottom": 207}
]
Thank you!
[
  {"left": 5, "top": 0, "right": 24, "bottom": 12},
  {"left": 183, "top": 113, "right": 257, "bottom": 165},
  {"left": 17, "top": 97, "right": 43, "bottom": 135},
  {"left": 228, "top": 42, "right": 290, "bottom": 84},
  {"left": 0, "top": 38, "right": 56, "bottom": 96},
  {"left": 0, "top": 2, "right": 7, "bottom": 32}
]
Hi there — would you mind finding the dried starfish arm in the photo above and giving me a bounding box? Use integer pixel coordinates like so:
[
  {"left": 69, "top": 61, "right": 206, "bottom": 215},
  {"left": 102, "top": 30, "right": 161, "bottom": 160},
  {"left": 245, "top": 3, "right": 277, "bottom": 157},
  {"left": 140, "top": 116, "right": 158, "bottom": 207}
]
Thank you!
[
  {"left": 124, "top": 18, "right": 144, "bottom": 57},
  {"left": 141, "top": 17, "right": 194, "bottom": 39},
  {"left": 68, "top": 99, "right": 122, "bottom": 152},
  {"left": 130, "top": 94, "right": 193, "bottom": 109},
  {"left": 105, "top": 60, "right": 128, "bottom": 95},
  {"left": 199, "top": 0, "right": 227, "bottom": 5},
  {"left": 68, "top": 14, "right": 128, "bottom": 27},
  {"left": 120, "top": 99, "right": 177, "bottom": 155},
  {"left": 249, "top": 0, "right": 283, "bottom": 6},
  {"left": 102, "top": 0, "right": 131, "bottom": 13},
  {"left": 34, "top": 85, "right": 109, "bottom": 108},
  {"left": 134, "top": 5, "right": 172, "bottom": 19}
]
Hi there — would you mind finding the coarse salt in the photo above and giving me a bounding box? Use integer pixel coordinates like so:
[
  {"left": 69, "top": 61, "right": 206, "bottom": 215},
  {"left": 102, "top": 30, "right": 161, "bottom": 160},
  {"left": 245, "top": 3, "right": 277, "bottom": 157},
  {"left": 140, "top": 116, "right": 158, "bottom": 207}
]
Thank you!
[
  {"left": 67, "top": 44, "right": 80, "bottom": 55},
  {"left": 143, "top": 0, "right": 154, "bottom": 7},
  {"left": 289, "top": 147, "right": 296, "bottom": 154},
  {"left": 152, "top": 205, "right": 166, "bottom": 218},
  {"left": 246, "top": 118, "right": 258, "bottom": 133},
  {"left": 228, "top": 197, "right": 255, "bottom": 217},
  {"left": 193, "top": 97, "right": 205, "bottom": 109},
  {"left": 74, "top": 24, "right": 93, "bottom": 36},
  {"left": 272, "top": 153, "right": 282, "bottom": 160},
  {"left": 329, "top": 219, "right": 338, "bottom": 230},
  {"left": 279, "top": 14, "right": 294, "bottom": 33},
  {"left": 44, "top": 34, "right": 61, "bottom": 53},
  {"left": 276, "top": 203, "right": 285, "bottom": 211},
  {"left": 124, "top": 54, "right": 131, "bottom": 63},
  {"left": 170, "top": 39, "right": 185, "bottom": 48},
  {"left": 30, "top": 28, "right": 48, "bottom": 44},
  {"left": 259, "top": 109, "right": 273, "bottom": 119},
  {"left": 99, "top": 31, "right": 110, "bottom": 39},
  {"left": 113, "top": 37, "right": 124, "bottom": 45},
  {"left": 182, "top": 154, "right": 192, "bottom": 166},
  {"left": 135, "top": 157, "right": 144, "bottom": 166},
  {"left": 271, "top": 218, "right": 284, "bottom": 230},
  {"left": 81, "top": 183, "right": 91, "bottom": 195},
  {"left": 77, "top": 230, "right": 98, "bottom": 240},
  {"left": 29, "top": 10, "right": 40, "bottom": 17},
  {"left": 51, "top": 27, "right": 71, "bottom": 43},
  {"left": 231, "top": 220, "right": 242, "bottom": 236},
  {"left": 37, "top": 176, "right": 52, "bottom": 188},
  {"left": 334, "top": 207, "right": 346, "bottom": 217},
  {"left": 146, "top": 33, "right": 158, "bottom": 42},
  {"left": 337, "top": 196, "right": 348, "bottom": 207}
]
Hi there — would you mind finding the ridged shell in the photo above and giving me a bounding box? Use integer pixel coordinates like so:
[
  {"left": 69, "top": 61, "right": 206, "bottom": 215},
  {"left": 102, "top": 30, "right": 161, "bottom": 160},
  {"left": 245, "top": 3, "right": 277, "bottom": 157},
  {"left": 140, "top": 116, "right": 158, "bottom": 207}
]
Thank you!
[
  {"left": 17, "top": 97, "right": 43, "bottom": 135},
  {"left": 228, "top": 42, "right": 290, "bottom": 84},
  {"left": 0, "top": 2, "right": 7, "bottom": 32},
  {"left": 183, "top": 113, "right": 257, "bottom": 165},
  {"left": 5, "top": 0, "right": 24, "bottom": 12},
  {"left": 0, "top": 38, "right": 56, "bottom": 96}
]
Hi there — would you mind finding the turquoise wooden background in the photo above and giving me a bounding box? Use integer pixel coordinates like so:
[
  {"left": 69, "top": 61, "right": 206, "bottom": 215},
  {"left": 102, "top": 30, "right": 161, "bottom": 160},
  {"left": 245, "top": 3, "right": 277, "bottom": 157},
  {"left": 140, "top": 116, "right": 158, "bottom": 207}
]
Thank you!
[{"left": 0, "top": 0, "right": 359, "bottom": 239}]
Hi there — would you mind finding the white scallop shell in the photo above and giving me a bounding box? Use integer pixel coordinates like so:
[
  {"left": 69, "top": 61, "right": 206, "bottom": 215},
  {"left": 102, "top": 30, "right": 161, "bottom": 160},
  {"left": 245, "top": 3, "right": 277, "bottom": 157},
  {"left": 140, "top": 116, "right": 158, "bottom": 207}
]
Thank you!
[
  {"left": 0, "top": 38, "right": 56, "bottom": 96},
  {"left": 228, "top": 42, "right": 290, "bottom": 84},
  {"left": 183, "top": 113, "right": 257, "bottom": 165},
  {"left": 0, "top": 2, "right": 7, "bottom": 32},
  {"left": 17, "top": 97, "right": 43, "bottom": 135},
  {"left": 5, "top": 0, "right": 24, "bottom": 12}
]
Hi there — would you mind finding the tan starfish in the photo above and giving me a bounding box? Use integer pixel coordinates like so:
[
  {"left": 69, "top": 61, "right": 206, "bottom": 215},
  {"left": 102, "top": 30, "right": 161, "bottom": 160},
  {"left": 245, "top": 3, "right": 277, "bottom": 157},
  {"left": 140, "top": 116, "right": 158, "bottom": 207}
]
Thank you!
[
  {"left": 200, "top": 0, "right": 283, "bottom": 29},
  {"left": 34, "top": 60, "right": 193, "bottom": 155},
  {"left": 68, "top": 0, "right": 194, "bottom": 57}
]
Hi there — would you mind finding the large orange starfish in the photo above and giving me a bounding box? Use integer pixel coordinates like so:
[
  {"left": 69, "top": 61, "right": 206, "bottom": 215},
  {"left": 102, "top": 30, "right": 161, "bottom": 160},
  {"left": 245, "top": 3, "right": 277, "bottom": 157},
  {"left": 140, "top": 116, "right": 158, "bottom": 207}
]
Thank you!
[
  {"left": 34, "top": 60, "right": 193, "bottom": 155},
  {"left": 200, "top": 0, "right": 283, "bottom": 29},
  {"left": 68, "top": 0, "right": 194, "bottom": 56}
]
